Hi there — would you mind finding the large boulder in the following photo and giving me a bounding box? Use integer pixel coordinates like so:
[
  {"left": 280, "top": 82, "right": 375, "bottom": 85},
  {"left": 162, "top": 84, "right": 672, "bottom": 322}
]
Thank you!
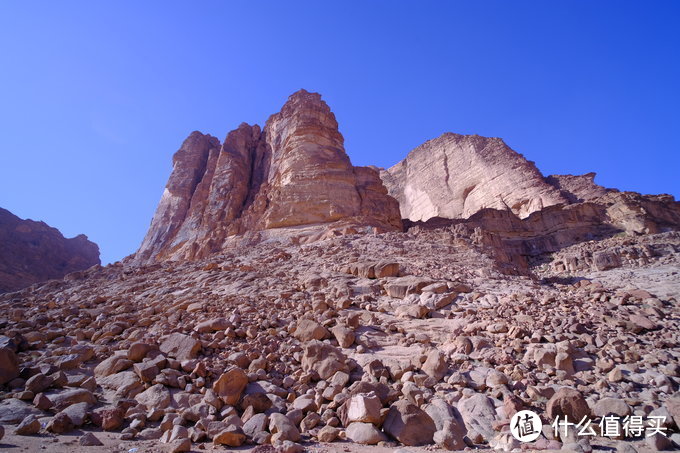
[
  {"left": 383, "top": 400, "right": 436, "bottom": 446},
  {"left": 546, "top": 387, "right": 591, "bottom": 422},
  {"left": 457, "top": 393, "right": 499, "bottom": 442},
  {"left": 213, "top": 367, "right": 248, "bottom": 405},
  {"left": 159, "top": 333, "right": 202, "bottom": 360},
  {"left": 339, "top": 392, "right": 382, "bottom": 426},
  {"left": 0, "top": 347, "right": 19, "bottom": 385},
  {"left": 422, "top": 350, "right": 448, "bottom": 381},
  {"left": 0, "top": 399, "right": 43, "bottom": 424},
  {"left": 301, "top": 340, "right": 350, "bottom": 380},
  {"left": 345, "top": 422, "right": 387, "bottom": 445},
  {"left": 293, "top": 319, "right": 330, "bottom": 342},
  {"left": 135, "top": 383, "right": 171, "bottom": 410}
]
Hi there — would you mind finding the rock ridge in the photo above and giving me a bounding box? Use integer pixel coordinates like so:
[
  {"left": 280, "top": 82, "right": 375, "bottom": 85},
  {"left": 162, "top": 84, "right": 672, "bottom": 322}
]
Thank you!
[{"left": 0, "top": 207, "right": 100, "bottom": 292}]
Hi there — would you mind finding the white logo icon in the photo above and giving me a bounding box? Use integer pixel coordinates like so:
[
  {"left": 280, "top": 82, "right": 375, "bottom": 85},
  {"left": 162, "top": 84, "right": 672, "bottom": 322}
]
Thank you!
[{"left": 510, "top": 410, "right": 543, "bottom": 442}]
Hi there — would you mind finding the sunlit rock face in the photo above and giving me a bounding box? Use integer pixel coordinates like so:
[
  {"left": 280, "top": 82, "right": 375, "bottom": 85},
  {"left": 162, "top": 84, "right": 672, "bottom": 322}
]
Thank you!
[
  {"left": 136, "top": 90, "right": 402, "bottom": 263},
  {"left": 380, "top": 133, "right": 569, "bottom": 222}
]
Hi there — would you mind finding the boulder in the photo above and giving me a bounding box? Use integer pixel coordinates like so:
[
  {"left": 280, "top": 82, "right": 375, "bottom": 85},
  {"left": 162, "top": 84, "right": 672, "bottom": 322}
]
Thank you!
[
  {"left": 422, "top": 350, "right": 448, "bottom": 381},
  {"left": 384, "top": 276, "right": 434, "bottom": 298},
  {"left": 593, "top": 398, "right": 632, "bottom": 417},
  {"left": 434, "top": 420, "right": 467, "bottom": 451},
  {"left": 345, "top": 422, "right": 387, "bottom": 445},
  {"left": 79, "top": 432, "right": 104, "bottom": 446},
  {"left": 301, "top": 340, "right": 350, "bottom": 380},
  {"left": 135, "top": 383, "right": 171, "bottom": 410},
  {"left": 195, "top": 318, "right": 230, "bottom": 333},
  {"left": 546, "top": 387, "right": 591, "bottom": 422},
  {"left": 341, "top": 392, "right": 382, "bottom": 426},
  {"left": 15, "top": 414, "right": 41, "bottom": 435},
  {"left": 213, "top": 425, "right": 246, "bottom": 447},
  {"left": 48, "top": 389, "right": 96, "bottom": 411},
  {"left": 213, "top": 367, "right": 248, "bottom": 405},
  {"left": 331, "top": 325, "right": 355, "bottom": 348},
  {"left": 293, "top": 319, "right": 330, "bottom": 342},
  {"left": 457, "top": 393, "right": 498, "bottom": 442},
  {"left": 94, "top": 355, "right": 133, "bottom": 377},
  {"left": 127, "top": 342, "right": 159, "bottom": 362},
  {"left": 159, "top": 333, "right": 202, "bottom": 360},
  {"left": 269, "top": 412, "right": 301, "bottom": 442},
  {"left": 0, "top": 347, "right": 19, "bottom": 385},
  {"left": 383, "top": 400, "right": 436, "bottom": 446}
]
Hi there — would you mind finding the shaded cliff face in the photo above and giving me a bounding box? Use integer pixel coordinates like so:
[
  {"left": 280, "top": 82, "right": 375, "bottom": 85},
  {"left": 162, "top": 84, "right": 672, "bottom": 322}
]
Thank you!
[
  {"left": 0, "top": 208, "right": 100, "bottom": 292},
  {"left": 136, "top": 90, "right": 402, "bottom": 263},
  {"left": 380, "top": 133, "right": 569, "bottom": 221}
]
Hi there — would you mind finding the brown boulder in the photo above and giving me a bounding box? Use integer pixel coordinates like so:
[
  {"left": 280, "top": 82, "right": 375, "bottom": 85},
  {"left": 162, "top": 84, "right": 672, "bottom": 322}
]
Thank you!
[
  {"left": 293, "top": 319, "right": 330, "bottom": 342},
  {"left": 159, "top": 333, "right": 202, "bottom": 360},
  {"left": 301, "top": 340, "right": 350, "bottom": 380},
  {"left": 0, "top": 347, "right": 19, "bottom": 385},
  {"left": 383, "top": 400, "right": 436, "bottom": 446},
  {"left": 546, "top": 387, "right": 591, "bottom": 422},
  {"left": 213, "top": 367, "right": 248, "bottom": 405}
]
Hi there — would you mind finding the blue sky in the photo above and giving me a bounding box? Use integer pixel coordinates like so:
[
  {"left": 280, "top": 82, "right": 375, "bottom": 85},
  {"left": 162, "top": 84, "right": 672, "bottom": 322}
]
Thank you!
[{"left": 1, "top": 1, "right": 679, "bottom": 264}]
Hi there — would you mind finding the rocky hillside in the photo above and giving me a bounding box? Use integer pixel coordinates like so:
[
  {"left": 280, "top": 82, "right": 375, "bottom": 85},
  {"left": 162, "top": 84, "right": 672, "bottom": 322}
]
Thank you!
[
  {"left": 0, "top": 90, "right": 679, "bottom": 452},
  {"left": 136, "top": 90, "right": 401, "bottom": 264},
  {"left": 0, "top": 208, "right": 100, "bottom": 293}
]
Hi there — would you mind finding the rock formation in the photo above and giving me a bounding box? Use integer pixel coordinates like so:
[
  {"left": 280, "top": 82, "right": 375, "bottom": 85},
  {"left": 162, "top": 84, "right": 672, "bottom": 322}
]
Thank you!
[
  {"left": 544, "top": 172, "right": 612, "bottom": 203},
  {"left": 0, "top": 207, "right": 100, "bottom": 293},
  {"left": 137, "top": 90, "right": 401, "bottom": 263},
  {"left": 2, "top": 90, "right": 680, "bottom": 453},
  {"left": 380, "top": 133, "right": 569, "bottom": 221}
]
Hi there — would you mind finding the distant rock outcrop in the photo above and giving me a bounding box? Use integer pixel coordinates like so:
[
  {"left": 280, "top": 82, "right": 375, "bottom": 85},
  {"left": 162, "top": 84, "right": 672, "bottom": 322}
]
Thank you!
[
  {"left": 544, "top": 172, "right": 612, "bottom": 203},
  {"left": 380, "top": 133, "right": 569, "bottom": 222},
  {"left": 136, "top": 90, "right": 402, "bottom": 263},
  {"left": 0, "top": 208, "right": 100, "bottom": 292}
]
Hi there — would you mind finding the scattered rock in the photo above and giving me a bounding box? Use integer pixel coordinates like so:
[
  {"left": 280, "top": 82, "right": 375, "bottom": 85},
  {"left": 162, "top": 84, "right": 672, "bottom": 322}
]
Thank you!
[{"left": 79, "top": 432, "right": 104, "bottom": 446}]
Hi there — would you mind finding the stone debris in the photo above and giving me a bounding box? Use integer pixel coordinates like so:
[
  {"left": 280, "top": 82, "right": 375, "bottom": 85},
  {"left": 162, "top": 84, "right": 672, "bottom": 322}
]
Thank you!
[{"left": 0, "top": 89, "right": 679, "bottom": 453}]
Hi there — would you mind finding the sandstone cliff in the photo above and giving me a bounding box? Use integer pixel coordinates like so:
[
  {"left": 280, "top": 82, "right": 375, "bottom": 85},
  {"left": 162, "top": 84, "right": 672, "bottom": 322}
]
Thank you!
[
  {"left": 0, "top": 207, "right": 100, "bottom": 292},
  {"left": 380, "top": 133, "right": 569, "bottom": 222},
  {"left": 137, "top": 90, "right": 402, "bottom": 263}
]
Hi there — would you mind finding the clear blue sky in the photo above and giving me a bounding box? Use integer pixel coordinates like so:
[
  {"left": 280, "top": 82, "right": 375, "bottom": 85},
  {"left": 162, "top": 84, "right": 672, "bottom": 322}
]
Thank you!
[{"left": 1, "top": 1, "right": 679, "bottom": 265}]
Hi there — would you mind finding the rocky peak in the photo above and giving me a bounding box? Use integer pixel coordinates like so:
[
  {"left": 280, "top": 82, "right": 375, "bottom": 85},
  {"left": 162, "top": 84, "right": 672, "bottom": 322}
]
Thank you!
[
  {"left": 0, "top": 207, "right": 100, "bottom": 292},
  {"left": 136, "top": 90, "right": 402, "bottom": 263},
  {"left": 380, "top": 133, "right": 568, "bottom": 222}
]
